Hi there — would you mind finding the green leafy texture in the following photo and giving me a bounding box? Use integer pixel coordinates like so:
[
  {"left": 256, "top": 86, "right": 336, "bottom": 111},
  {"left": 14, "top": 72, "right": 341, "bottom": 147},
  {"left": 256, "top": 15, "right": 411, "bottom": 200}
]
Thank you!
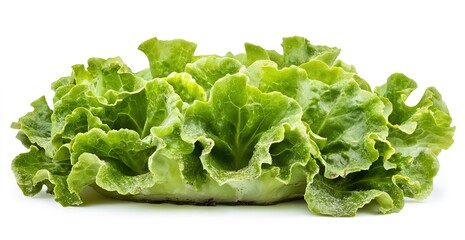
[
  {"left": 66, "top": 78, "right": 185, "bottom": 196},
  {"left": 60, "top": 108, "right": 111, "bottom": 142},
  {"left": 67, "top": 153, "right": 104, "bottom": 194},
  {"left": 53, "top": 76, "right": 182, "bottom": 148},
  {"left": 157, "top": 133, "right": 206, "bottom": 189},
  {"left": 242, "top": 60, "right": 278, "bottom": 87},
  {"left": 376, "top": 73, "right": 455, "bottom": 199},
  {"left": 11, "top": 146, "right": 81, "bottom": 206},
  {"left": 51, "top": 57, "right": 145, "bottom": 141},
  {"left": 304, "top": 80, "right": 388, "bottom": 178},
  {"left": 72, "top": 57, "right": 145, "bottom": 103},
  {"left": 258, "top": 65, "right": 309, "bottom": 99},
  {"left": 300, "top": 60, "right": 352, "bottom": 85},
  {"left": 391, "top": 151, "right": 439, "bottom": 200},
  {"left": 51, "top": 83, "right": 104, "bottom": 139},
  {"left": 244, "top": 43, "right": 270, "bottom": 66},
  {"left": 131, "top": 131, "right": 313, "bottom": 204},
  {"left": 225, "top": 52, "right": 247, "bottom": 65},
  {"left": 258, "top": 65, "right": 389, "bottom": 178},
  {"left": 266, "top": 50, "right": 285, "bottom": 68},
  {"left": 192, "top": 54, "right": 221, "bottom": 62},
  {"left": 68, "top": 151, "right": 157, "bottom": 196},
  {"left": 95, "top": 162, "right": 156, "bottom": 195},
  {"left": 264, "top": 123, "right": 319, "bottom": 182},
  {"left": 305, "top": 160, "right": 405, "bottom": 217},
  {"left": 144, "top": 78, "right": 184, "bottom": 137},
  {"left": 70, "top": 128, "right": 156, "bottom": 175},
  {"left": 51, "top": 76, "right": 75, "bottom": 104},
  {"left": 138, "top": 37, "right": 197, "bottom": 78},
  {"left": 51, "top": 76, "right": 75, "bottom": 91},
  {"left": 49, "top": 76, "right": 183, "bottom": 199},
  {"left": 51, "top": 107, "right": 110, "bottom": 162},
  {"left": 106, "top": 78, "right": 184, "bottom": 138},
  {"left": 305, "top": 148, "right": 440, "bottom": 216},
  {"left": 51, "top": 85, "right": 109, "bottom": 152},
  {"left": 65, "top": 91, "right": 184, "bottom": 199},
  {"left": 12, "top": 96, "right": 54, "bottom": 157},
  {"left": 66, "top": 129, "right": 160, "bottom": 196},
  {"left": 32, "top": 169, "right": 82, "bottom": 206},
  {"left": 300, "top": 60, "right": 371, "bottom": 91},
  {"left": 182, "top": 73, "right": 318, "bottom": 185},
  {"left": 282, "top": 36, "right": 341, "bottom": 67},
  {"left": 333, "top": 59, "right": 357, "bottom": 73},
  {"left": 185, "top": 56, "right": 242, "bottom": 93},
  {"left": 164, "top": 72, "right": 206, "bottom": 105},
  {"left": 135, "top": 68, "right": 153, "bottom": 81}
]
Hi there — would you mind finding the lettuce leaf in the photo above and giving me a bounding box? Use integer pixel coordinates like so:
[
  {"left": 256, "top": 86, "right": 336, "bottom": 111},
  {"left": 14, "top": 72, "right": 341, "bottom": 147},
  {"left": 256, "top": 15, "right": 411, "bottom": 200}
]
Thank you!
[
  {"left": 256, "top": 64, "right": 390, "bottom": 178},
  {"left": 305, "top": 160, "right": 404, "bottom": 217},
  {"left": 12, "top": 146, "right": 81, "bottom": 206},
  {"left": 282, "top": 36, "right": 341, "bottom": 67},
  {"left": 138, "top": 38, "right": 197, "bottom": 78},
  {"left": 181, "top": 73, "right": 319, "bottom": 184},
  {"left": 376, "top": 73, "right": 455, "bottom": 199},
  {"left": 12, "top": 96, "right": 54, "bottom": 157},
  {"left": 185, "top": 56, "right": 242, "bottom": 94},
  {"left": 303, "top": 73, "right": 455, "bottom": 216}
]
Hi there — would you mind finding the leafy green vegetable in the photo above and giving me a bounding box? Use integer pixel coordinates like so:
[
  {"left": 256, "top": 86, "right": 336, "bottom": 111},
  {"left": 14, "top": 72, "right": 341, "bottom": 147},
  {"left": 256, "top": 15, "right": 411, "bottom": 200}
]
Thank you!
[{"left": 11, "top": 36, "right": 455, "bottom": 216}]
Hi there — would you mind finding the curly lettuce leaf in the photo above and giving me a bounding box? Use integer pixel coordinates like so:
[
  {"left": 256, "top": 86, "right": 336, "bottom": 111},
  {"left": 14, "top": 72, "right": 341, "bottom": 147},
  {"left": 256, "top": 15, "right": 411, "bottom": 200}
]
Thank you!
[
  {"left": 12, "top": 96, "right": 54, "bottom": 157},
  {"left": 305, "top": 144, "right": 443, "bottom": 216},
  {"left": 282, "top": 36, "right": 341, "bottom": 67},
  {"left": 303, "top": 74, "right": 455, "bottom": 216},
  {"left": 244, "top": 42, "right": 270, "bottom": 66},
  {"left": 376, "top": 73, "right": 455, "bottom": 199},
  {"left": 164, "top": 72, "right": 206, "bottom": 105},
  {"left": 70, "top": 128, "right": 156, "bottom": 174},
  {"left": 185, "top": 56, "right": 242, "bottom": 94},
  {"left": 23, "top": 70, "right": 185, "bottom": 203},
  {"left": 65, "top": 78, "right": 184, "bottom": 197},
  {"left": 11, "top": 146, "right": 81, "bottom": 206},
  {"left": 138, "top": 37, "right": 197, "bottom": 78},
  {"left": 241, "top": 60, "right": 278, "bottom": 87},
  {"left": 67, "top": 151, "right": 157, "bottom": 197},
  {"left": 257, "top": 65, "right": 389, "bottom": 178},
  {"left": 300, "top": 60, "right": 371, "bottom": 91},
  {"left": 72, "top": 57, "right": 145, "bottom": 103},
  {"left": 181, "top": 73, "right": 319, "bottom": 184},
  {"left": 51, "top": 57, "right": 146, "bottom": 142},
  {"left": 304, "top": 80, "right": 389, "bottom": 178},
  {"left": 390, "top": 151, "right": 439, "bottom": 200},
  {"left": 305, "top": 160, "right": 404, "bottom": 217}
]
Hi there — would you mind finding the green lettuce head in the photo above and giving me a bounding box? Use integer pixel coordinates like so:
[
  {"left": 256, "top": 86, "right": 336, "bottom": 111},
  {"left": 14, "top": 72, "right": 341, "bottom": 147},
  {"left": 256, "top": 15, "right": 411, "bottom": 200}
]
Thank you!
[{"left": 11, "top": 36, "right": 455, "bottom": 216}]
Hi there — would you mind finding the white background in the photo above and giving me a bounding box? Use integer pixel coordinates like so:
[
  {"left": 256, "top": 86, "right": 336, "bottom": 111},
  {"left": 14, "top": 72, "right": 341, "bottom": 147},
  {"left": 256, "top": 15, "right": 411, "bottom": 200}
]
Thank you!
[{"left": 1, "top": 0, "right": 464, "bottom": 239}]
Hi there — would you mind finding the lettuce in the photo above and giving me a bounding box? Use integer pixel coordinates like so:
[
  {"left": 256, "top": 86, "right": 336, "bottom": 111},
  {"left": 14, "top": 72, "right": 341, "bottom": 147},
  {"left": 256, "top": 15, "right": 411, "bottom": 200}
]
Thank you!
[{"left": 11, "top": 36, "right": 455, "bottom": 216}]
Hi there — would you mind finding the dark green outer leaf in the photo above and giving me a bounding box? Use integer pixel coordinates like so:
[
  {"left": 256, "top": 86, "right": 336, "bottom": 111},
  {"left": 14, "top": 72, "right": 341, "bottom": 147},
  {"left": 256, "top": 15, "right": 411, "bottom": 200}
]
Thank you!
[
  {"left": 305, "top": 160, "right": 405, "bottom": 217},
  {"left": 14, "top": 96, "right": 54, "bottom": 157},
  {"left": 11, "top": 146, "right": 81, "bottom": 206}
]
